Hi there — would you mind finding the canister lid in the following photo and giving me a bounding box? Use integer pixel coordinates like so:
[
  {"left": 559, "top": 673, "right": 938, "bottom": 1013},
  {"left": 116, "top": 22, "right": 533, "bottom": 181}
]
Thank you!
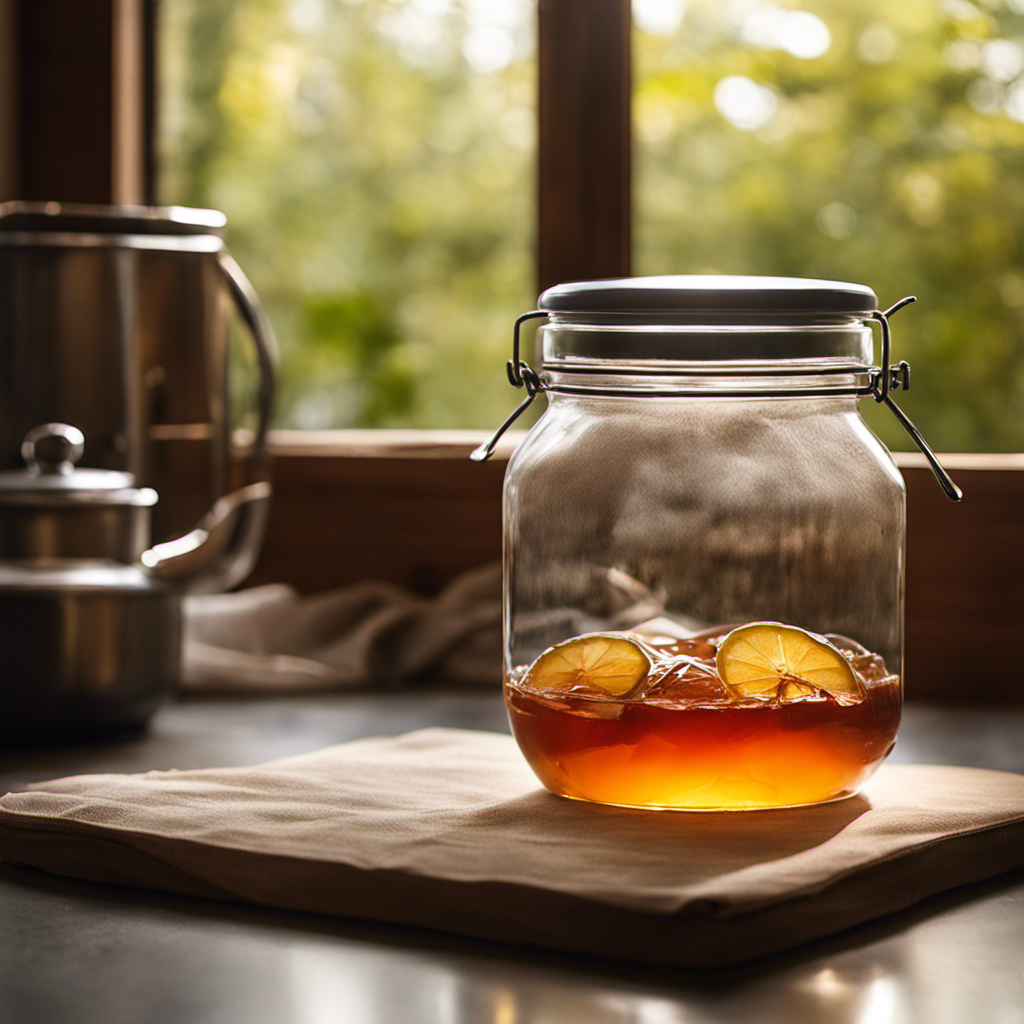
[
  {"left": 0, "top": 201, "right": 225, "bottom": 237},
  {"left": 538, "top": 275, "right": 877, "bottom": 318}
]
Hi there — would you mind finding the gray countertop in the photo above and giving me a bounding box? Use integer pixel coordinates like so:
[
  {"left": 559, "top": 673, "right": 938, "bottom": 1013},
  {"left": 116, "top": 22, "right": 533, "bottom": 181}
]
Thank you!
[{"left": 2, "top": 692, "right": 1022, "bottom": 1024}]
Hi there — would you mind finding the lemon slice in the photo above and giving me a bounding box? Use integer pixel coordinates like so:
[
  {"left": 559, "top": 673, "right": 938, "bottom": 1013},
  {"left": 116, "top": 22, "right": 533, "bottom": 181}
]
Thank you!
[
  {"left": 523, "top": 632, "right": 651, "bottom": 696},
  {"left": 716, "top": 622, "right": 865, "bottom": 703}
]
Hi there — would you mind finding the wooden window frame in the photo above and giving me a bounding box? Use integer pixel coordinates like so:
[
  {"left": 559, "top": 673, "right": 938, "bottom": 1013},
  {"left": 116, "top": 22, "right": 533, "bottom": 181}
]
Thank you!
[
  {"left": 1, "top": 0, "right": 1020, "bottom": 701},
  {"left": 0, "top": 0, "right": 154, "bottom": 205}
]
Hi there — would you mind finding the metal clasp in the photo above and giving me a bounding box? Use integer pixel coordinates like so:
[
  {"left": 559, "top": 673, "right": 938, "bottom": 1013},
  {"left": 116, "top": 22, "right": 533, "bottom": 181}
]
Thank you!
[
  {"left": 471, "top": 311, "right": 547, "bottom": 462},
  {"left": 867, "top": 298, "right": 962, "bottom": 502}
]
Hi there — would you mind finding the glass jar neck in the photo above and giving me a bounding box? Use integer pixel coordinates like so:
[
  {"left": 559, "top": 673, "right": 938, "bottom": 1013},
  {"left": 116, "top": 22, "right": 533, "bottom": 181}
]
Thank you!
[
  {"left": 537, "top": 317, "right": 875, "bottom": 371},
  {"left": 540, "top": 366, "right": 870, "bottom": 401},
  {"left": 532, "top": 317, "right": 875, "bottom": 399}
]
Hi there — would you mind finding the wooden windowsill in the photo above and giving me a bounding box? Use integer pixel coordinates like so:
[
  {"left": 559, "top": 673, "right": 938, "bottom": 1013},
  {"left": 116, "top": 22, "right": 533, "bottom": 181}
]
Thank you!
[
  {"left": 269, "top": 429, "right": 1024, "bottom": 471},
  {"left": 268, "top": 429, "right": 522, "bottom": 460}
]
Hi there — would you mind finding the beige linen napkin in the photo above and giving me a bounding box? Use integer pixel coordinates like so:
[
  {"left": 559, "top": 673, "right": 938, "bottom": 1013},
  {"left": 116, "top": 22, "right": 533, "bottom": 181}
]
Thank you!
[
  {"left": 182, "top": 564, "right": 503, "bottom": 691},
  {"left": 2, "top": 728, "right": 1023, "bottom": 967}
]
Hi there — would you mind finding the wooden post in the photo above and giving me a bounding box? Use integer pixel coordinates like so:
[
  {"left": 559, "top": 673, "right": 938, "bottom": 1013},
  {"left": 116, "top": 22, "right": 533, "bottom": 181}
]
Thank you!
[
  {"left": 0, "top": 0, "right": 16, "bottom": 199},
  {"left": 537, "top": 0, "right": 632, "bottom": 292},
  {"left": 1, "top": 0, "right": 153, "bottom": 204}
]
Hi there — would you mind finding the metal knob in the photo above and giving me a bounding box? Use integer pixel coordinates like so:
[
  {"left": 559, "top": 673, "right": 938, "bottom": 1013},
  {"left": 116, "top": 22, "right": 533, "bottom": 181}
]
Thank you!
[{"left": 22, "top": 423, "right": 86, "bottom": 476}]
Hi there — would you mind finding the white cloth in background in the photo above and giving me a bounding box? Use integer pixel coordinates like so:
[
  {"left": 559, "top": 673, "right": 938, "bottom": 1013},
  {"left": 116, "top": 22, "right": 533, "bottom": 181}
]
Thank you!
[{"left": 182, "top": 563, "right": 502, "bottom": 692}]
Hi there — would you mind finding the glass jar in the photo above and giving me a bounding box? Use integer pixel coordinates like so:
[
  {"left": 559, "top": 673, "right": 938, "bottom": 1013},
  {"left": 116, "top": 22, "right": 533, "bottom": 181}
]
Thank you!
[{"left": 477, "top": 276, "right": 960, "bottom": 811}]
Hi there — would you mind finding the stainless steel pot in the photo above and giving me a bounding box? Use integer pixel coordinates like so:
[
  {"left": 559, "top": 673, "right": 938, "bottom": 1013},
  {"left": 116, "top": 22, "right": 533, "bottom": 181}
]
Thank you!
[
  {"left": 0, "top": 423, "right": 246, "bottom": 743},
  {"left": 0, "top": 201, "right": 276, "bottom": 594}
]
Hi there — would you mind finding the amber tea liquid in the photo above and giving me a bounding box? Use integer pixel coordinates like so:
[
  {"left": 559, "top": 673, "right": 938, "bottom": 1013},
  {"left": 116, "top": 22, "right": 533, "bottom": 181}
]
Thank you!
[{"left": 505, "top": 633, "right": 901, "bottom": 811}]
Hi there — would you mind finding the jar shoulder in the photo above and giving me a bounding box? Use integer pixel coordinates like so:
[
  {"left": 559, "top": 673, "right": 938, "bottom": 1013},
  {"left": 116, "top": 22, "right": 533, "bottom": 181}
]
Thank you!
[{"left": 506, "top": 399, "right": 906, "bottom": 500}]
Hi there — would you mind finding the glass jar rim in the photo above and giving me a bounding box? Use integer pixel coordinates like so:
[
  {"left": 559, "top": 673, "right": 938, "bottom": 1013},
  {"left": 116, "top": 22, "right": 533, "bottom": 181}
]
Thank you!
[{"left": 539, "top": 321, "right": 875, "bottom": 369}]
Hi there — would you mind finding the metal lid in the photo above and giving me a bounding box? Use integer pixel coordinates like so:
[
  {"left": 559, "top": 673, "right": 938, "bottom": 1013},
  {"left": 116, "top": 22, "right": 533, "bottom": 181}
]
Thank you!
[
  {"left": 0, "top": 201, "right": 225, "bottom": 237},
  {"left": 538, "top": 275, "right": 878, "bottom": 319},
  {"left": 535, "top": 275, "right": 879, "bottom": 367},
  {"left": 0, "top": 424, "right": 157, "bottom": 507},
  {"left": 0, "top": 202, "right": 227, "bottom": 253}
]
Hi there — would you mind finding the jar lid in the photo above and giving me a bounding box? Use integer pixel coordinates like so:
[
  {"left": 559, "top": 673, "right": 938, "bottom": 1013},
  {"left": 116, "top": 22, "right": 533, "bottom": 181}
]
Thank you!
[
  {"left": 535, "top": 275, "right": 880, "bottom": 366},
  {"left": 538, "top": 275, "right": 878, "bottom": 319},
  {"left": 0, "top": 424, "right": 157, "bottom": 507}
]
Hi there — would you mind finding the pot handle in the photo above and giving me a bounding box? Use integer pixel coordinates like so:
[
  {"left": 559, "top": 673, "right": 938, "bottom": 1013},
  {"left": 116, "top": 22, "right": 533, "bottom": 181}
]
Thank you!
[
  {"left": 218, "top": 252, "right": 278, "bottom": 462},
  {"left": 156, "top": 253, "right": 278, "bottom": 594}
]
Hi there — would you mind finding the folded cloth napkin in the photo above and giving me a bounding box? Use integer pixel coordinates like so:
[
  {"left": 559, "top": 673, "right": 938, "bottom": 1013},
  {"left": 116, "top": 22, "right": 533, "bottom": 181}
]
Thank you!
[
  {"left": 182, "top": 564, "right": 503, "bottom": 692},
  {"left": 2, "top": 729, "right": 1023, "bottom": 968}
]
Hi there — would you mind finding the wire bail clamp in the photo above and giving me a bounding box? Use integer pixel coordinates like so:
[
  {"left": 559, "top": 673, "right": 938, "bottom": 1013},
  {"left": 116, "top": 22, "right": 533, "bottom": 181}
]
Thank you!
[
  {"left": 474, "top": 311, "right": 548, "bottom": 462},
  {"left": 475, "top": 297, "right": 963, "bottom": 502},
  {"left": 865, "top": 297, "right": 962, "bottom": 502}
]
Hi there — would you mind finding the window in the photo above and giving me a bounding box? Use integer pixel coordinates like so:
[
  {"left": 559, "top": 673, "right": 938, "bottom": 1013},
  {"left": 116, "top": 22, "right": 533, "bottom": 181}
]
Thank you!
[
  {"left": 161, "top": 0, "right": 1024, "bottom": 454},
  {"left": 634, "top": 0, "right": 1024, "bottom": 454}
]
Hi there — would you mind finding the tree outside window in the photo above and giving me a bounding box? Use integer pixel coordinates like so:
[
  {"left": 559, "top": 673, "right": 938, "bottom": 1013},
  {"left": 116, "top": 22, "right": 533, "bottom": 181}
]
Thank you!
[{"left": 163, "top": 0, "right": 1024, "bottom": 451}]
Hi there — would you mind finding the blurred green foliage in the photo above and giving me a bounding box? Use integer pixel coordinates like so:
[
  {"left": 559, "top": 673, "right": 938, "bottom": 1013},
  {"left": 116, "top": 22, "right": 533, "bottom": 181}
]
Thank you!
[
  {"left": 160, "top": 0, "right": 534, "bottom": 429},
  {"left": 636, "top": 0, "right": 1024, "bottom": 451},
  {"left": 163, "top": 0, "right": 1024, "bottom": 449}
]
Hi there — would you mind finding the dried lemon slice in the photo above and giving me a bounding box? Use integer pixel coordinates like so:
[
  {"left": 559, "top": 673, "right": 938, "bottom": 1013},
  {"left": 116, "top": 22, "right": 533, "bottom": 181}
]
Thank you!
[
  {"left": 523, "top": 632, "right": 651, "bottom": 697},
  {"left": 716, "top": 622, "right": 865, "bottom": 703}
]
